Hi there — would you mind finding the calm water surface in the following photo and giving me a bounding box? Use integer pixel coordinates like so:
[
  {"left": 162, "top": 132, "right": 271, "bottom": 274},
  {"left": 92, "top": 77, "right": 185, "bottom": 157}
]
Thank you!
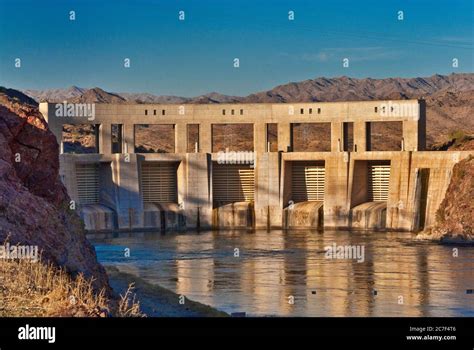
[{"left": 90, "top": 230, "right": 474, "bottom": 317}]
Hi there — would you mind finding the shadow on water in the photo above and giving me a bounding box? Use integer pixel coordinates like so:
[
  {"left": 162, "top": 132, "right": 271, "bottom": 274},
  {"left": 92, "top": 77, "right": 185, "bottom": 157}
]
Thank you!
[{"left": 89, "top": 230, "right": 474, "bottom": 317}]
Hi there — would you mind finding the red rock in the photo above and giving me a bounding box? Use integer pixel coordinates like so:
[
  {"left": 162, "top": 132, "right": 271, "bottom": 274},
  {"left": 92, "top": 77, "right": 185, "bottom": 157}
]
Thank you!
[{"left": 0, "top": 91, "right": 109, "bottom": 292}]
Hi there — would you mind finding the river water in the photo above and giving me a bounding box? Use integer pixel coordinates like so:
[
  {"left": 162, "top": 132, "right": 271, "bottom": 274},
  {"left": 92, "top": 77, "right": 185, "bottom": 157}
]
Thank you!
[{"left": 89, "top": 230, "right": 474, "bottom": 317}]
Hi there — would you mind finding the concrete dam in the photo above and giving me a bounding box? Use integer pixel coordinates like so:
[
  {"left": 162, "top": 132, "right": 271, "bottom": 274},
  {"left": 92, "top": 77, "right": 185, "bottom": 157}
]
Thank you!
[{"left": 40, "top": 100, "right": 471, "bottom": 232}]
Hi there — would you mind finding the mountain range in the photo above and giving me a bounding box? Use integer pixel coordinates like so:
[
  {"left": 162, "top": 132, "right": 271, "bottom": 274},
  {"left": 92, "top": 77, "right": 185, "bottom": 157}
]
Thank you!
[{"left": 22, "top": 73, "right": 473, "bottom": 103}]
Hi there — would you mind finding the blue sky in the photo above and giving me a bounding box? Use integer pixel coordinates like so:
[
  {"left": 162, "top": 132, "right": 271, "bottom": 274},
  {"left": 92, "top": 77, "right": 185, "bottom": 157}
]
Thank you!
[{"left": 0, "top": 0, "right": 472, "bottom": 96}]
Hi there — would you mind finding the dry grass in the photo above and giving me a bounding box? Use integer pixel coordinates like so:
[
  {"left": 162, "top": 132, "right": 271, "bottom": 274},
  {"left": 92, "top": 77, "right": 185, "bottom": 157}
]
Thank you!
[{"left": 0, "top": 256, "right": 144, "bottom": 317}]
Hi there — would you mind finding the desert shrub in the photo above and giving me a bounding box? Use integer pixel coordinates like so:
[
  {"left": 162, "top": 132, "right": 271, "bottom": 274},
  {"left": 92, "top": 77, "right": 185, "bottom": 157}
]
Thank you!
[{"left": 0, "top": 256, "right": 143, "bottom": 317}]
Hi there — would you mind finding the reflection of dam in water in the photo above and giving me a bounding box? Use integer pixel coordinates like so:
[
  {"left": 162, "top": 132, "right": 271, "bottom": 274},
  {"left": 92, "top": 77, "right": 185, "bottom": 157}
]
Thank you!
[
  {"left": 90, "top": 230, "right": 474, "bottom": 317},
  {"left": 40, "top": 100, "right": 472, "bottom": 232}
]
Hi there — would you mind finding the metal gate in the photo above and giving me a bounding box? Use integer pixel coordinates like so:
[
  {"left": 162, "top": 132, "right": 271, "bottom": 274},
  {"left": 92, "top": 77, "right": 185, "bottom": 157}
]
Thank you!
[
  {"left": 368, "top": 162, "right": 391, "bottom": 201},
  {"left": 141, "top": 162, "right": 178, "bottom": 203},
  {"left": 292, "top": 162, "right": 325, "bottom": 202},
  {"left": 76, "top": 163, "right": 99, "bottom": 204},
  {"left": 212, "top": 164, "right": 254, "bottom": 205}
]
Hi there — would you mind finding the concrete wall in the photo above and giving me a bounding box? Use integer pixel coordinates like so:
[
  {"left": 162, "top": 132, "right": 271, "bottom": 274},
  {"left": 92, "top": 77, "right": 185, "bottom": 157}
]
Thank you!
[{"left": 41, "top": 100, "right": 473, "bottom": 232}]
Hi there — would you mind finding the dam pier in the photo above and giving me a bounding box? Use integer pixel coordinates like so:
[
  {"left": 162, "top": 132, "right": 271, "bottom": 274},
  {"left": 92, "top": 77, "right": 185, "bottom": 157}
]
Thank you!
[{"left": 40, "top": 100, "right": 471, "bottom": 232}]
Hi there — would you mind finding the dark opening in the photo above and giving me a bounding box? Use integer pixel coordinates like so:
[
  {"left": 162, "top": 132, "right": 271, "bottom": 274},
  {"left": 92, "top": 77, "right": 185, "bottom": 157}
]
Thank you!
[
  {"left": 266, "top": 123, "right": 278, "bottom": 152},
  {"left": 212, "top": 124, "right": 254, "bottom": 152},
  {"left": 292, "top": 123, "right": 331, "bottom": 152},
  {"left": 368, "top": 121, "right": 403, "bottom": 151},
  {"left": 111, "top": 124, "right": 123, "bottom": 154},
  {"left": 135, "top": 124, "right": 175, "bottom": 153},
  {"left": 417, "top": 168, "right": 430, "bottom": 230},
  {"left": 62, "top": 124, "right": 98, "bottom": 154},
  {"left": 343, "top": 122, "right": 354, "bottom": 152},
  {"left": 187, "top": 124, "right": 200, "bottom": 153}
]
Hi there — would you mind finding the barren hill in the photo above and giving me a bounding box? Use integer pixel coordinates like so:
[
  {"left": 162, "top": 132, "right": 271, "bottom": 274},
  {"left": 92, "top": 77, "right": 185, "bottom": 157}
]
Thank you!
[{"left": 69, "top": 87, "right": 127, "bottom": 104}]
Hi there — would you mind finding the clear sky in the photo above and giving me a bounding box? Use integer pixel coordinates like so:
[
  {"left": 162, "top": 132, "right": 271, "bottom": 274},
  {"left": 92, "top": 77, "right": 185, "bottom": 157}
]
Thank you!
[{"left": 0, "top": 0, "right": 472, "bottom": 96}]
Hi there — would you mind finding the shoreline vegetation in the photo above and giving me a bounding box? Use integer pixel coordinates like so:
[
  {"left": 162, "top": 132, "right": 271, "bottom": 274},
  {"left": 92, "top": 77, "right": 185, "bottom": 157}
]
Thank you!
[
  {"left": 0, "top": 253, "right": 227, "bottom": 317},
  {"left": 0, "top": 256, "right": 142, "bottom": 317},
  {"left": 105, "top": 265, "right": 229, "bottom": 317}
]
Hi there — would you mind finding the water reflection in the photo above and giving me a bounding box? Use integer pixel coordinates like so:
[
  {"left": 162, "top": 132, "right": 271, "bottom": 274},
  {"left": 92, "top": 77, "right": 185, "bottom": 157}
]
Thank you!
[{"left": 90, "top": 230, "right": 474, "bottom": 317}]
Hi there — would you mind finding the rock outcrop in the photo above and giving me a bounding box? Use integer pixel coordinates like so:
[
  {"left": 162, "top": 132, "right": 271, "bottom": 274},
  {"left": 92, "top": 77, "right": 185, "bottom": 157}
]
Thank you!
[{"left": 0, "top": 89, "right": 109, "bottom": 290}]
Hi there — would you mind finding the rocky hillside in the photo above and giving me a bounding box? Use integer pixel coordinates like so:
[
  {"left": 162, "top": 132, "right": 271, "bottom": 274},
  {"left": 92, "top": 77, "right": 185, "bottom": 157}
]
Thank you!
[
  {"left": 23, "top": 86, "right": 86, "bottom": 103},
  {"left": 0, "top": 89, "right": 109, "bottom": 291},
  {"left": 242, "top": 73, "right": 474, "bottom": 102},
  {"left": 423, "top": 90, "right": 474, "bottom": 147}
]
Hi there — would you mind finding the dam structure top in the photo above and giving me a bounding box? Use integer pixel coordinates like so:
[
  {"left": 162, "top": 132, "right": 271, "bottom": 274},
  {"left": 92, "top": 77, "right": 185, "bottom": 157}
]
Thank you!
[
  {"left": 42, "top": 99, "right": 426, "bottom": 154},
  {"left": 39, "top": 99, "right": 471, "bottom": 233}
]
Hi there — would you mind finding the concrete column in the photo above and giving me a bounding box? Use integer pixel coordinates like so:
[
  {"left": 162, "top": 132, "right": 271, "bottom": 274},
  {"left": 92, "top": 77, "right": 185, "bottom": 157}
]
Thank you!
[
  {"left": 324, "top": 153, "right": 350, "bottom": 228},
  {"left": 403, "top": 120, "right": 421, "bottom": 151},
  {"left": 255, "top": 152, "right": 281, "bottom": 229},
  {"left": 99, "top": 122, "right": 112, "bottom": 154},
  {"left": 278, "top": 122, "right": 291, "bottom": 152},
  {"left": 175, "top": 122, "right": 187, "bottom": 153},
  {"left": 39, "top": 103, "right": 63, "bottom": 146},
  {"left": 354, "top": 121, "right": 368, "bottom": 152},
  {"left": 123, "top": 123, "right": 135, "bottom": 154},
  {"left": 386, "top": 152, "right": 411, "bottom": 230},
  {"left": 115, "top": 154, "right": 143, "bottom": 229},
  {"left": 331, "top": 122, "right": 343, "bottom": 152},
  {"left": 200, "top": 122, "right": 212, "bottom": 153},
  {"left": 254, "top": 122, "right": 266, "bottom": 153},
  {"left": 184, "top": 153, "right": 212, "bottom": 228}
]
